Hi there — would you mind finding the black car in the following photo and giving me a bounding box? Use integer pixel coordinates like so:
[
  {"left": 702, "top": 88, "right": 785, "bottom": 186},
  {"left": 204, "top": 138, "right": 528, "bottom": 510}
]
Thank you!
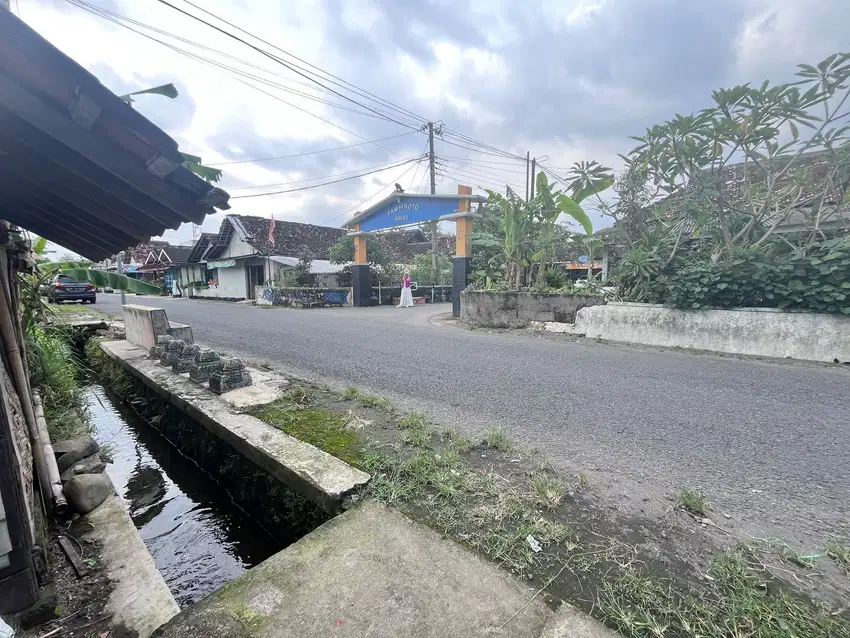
[{"left": 48, "top": 274, "right": 96, "bottom": 304}]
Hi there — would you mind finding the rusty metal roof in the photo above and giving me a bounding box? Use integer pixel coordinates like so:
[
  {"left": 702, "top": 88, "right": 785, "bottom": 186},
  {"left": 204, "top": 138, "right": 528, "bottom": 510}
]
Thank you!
[{"left": 0, "top": 11, "right": 230, "bottom": 260}]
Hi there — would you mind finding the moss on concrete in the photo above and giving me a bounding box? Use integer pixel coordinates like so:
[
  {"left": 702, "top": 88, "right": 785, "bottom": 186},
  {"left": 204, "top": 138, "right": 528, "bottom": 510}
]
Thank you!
[{"left": 249, "top": 388, "right": 362, "bottom": 467}]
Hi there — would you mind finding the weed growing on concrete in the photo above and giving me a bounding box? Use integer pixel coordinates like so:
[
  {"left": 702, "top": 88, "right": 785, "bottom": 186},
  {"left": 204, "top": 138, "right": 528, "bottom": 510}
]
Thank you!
[
  {"left": 530, "top": 473, "right": 566, "bottom": 509},
  {"left": 825, "top": 538, "right": 850, "bottom": 576},
  {"left": 482, "top": 425, "right": 512, "bottom": 453},
  {"left": 675, "top": 487, "right": 710, "bottom": 516}
]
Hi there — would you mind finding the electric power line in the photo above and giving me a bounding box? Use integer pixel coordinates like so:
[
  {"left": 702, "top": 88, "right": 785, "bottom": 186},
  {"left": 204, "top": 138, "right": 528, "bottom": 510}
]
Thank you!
[
  {"left": 438, "top": 159, "right": 525, "bottom": 192},
  {"left": 63, "top": 0, "right": 423, "bottom": 153},
  {"left": 178, "top": 0, "right": 430, "bottom": 129},
  {"left": 209, "top": 132, "right": 416, "bottom": 166},
  {"left": 230, "top": 157, "right": 421, "bottom": 199},
  {"left": 438, "top": 155, "right": 528, "bottom": 171},
  {"left": 225, "top": 156, "right": 425, "bottom": 191},
  {"left": 155, "top": 0, "right": 423, "bottom": 130},
  {"left": 319, "top": 160, "right": 421, "bottom": 226},
  {"left": 70, "top": 0, "right": 532, "bottom": 191},
  {"left": 162, "top": 0, "right": 529, "bottom": 164}
]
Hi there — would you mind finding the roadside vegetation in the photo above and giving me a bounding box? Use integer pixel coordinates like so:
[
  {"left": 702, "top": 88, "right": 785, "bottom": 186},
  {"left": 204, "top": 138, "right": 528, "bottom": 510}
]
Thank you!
[{"left": 245, "top": 379, "right": 850, "bottom": 637}]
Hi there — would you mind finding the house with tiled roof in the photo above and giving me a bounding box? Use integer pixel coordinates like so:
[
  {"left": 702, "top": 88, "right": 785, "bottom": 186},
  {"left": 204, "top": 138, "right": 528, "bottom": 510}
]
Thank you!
[{"left": 178, "top": 215, "right": 350, "bottom": 300}]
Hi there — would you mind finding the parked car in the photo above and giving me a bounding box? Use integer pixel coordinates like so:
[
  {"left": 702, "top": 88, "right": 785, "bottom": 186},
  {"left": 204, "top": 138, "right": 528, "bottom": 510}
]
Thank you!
[{"left": 47, "top": 274, "right": 96, "bottom": 304}]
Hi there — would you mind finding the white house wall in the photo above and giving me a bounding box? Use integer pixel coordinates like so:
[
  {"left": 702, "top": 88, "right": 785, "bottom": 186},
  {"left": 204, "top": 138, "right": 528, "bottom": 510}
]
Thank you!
[{"left": 191, "top": 264, "right": 244, "bottom": 299}]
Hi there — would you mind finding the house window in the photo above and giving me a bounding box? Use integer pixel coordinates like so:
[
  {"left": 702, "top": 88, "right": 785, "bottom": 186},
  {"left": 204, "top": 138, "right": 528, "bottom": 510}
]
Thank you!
[{"left": 205, "top": 267, "right": 217, "bottom": 286}]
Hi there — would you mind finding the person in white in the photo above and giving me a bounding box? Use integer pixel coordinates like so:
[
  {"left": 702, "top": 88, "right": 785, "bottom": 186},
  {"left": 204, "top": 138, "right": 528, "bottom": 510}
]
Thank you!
[{"left": 398, "top": 271, "right": 414, "bottom": 308}]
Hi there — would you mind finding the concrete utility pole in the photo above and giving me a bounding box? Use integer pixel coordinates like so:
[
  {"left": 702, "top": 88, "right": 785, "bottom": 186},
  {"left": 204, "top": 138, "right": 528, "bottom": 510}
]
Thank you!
[
  {"left": 526, "top": 151, "right": 530, "bottom": 200},
  {"left": 116, "top": 251, "right": 126, "bottom": 306},
  {"left": 428, "top": 122, "right": 438, "bottom": 296},
  {"left": 530, "top": 158, "right": 536, "bottom": 199}
]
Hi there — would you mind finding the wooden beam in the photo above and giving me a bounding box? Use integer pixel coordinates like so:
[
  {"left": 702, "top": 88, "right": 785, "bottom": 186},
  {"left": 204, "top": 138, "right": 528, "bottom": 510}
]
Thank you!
[{"left": 0, "top": 73, "right": 209, "bottom": 224}]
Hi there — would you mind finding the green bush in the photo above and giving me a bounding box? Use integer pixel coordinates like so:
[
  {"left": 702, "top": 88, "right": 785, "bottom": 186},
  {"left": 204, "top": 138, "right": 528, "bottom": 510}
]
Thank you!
[{"left": 634, "top": 238, "right": 850, "bottom": 314}]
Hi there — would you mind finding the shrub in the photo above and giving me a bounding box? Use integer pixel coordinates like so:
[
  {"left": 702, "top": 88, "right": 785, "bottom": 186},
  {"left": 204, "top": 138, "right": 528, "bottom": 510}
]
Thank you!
[{"left": 634, "top": 238, "right": 850, "bottom": 314}]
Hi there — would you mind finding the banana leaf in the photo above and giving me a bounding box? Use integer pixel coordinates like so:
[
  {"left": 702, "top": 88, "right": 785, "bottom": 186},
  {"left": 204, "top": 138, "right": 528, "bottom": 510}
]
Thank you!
[
  {"left": 557, "top": 194, "right": 594, "bottom": 235},
  {"left": 62, "top": 269, "right": 162, "bottom": 295},
  {"left": 120, "top": 83, "right": 179, "bottom": 104}
]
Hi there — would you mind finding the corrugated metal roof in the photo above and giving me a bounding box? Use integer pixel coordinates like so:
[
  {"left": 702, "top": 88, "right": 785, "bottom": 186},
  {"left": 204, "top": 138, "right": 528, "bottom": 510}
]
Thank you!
[{"left": 0, "top": 11, "right": 230, "bottom": 259}]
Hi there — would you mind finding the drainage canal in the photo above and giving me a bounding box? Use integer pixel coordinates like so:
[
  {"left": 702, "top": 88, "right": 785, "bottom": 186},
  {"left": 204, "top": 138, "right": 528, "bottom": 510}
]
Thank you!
[{"left": 84, "top": 382, "right": 283, "bottom": 606}]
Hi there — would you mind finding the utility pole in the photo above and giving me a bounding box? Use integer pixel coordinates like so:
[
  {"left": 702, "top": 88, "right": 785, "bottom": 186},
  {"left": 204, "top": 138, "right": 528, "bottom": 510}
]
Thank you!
[
  {"left": 530, "top": 158, "right": 536, "bottom": 199},
  {"left": 428, "top": 122, "right": 436, "bottom": 195},
  {"left": 116, "top": 251, "right": 126, "bottom": 306},
  {"left": 428, "top": 122, "right": 438, "bottom": 299},
  {"left": 526, "top": 151, "right": 530, "bottom": 201}
]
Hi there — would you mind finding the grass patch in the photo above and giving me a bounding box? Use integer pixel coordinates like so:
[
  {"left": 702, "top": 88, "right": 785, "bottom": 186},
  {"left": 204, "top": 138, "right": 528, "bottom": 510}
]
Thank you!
[
  {"left": 361, "top": 445, "right": 574, "bottom": 574},
  {"left": 530, "top": 473, "right": 566, "bottom": 509},
  {"left": 398, "top": 412, "right": 431, "bottom": 447},
  {"left": 598, "top": 548, "right": 848, "bottom": 638},
  {"left": 28, "top": 327, "right": 92, "bottom": 440},
  {"left": 249, "top": 387, "right": 362, "bottom": 466},
  {"left": 440, "top": 427, "right": 475, "bottom": 454},
  {"left": 482, "top": 425, "right": 512, "bottom": 453},
  {"left": 341, "top": 387, "right": 393, "bottom": 410},
  {"left": 675, "top": 486, "right": 710, "bottom": 516}
]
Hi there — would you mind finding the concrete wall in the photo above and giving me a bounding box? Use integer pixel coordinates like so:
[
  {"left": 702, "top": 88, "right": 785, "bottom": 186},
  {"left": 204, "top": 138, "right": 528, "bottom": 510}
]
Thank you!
[
  {"left": 123, "top": 304, "right": 193, "bottom": 347},
  {"left": 572, "top": 302, "right": 850, "bottom": 363},
  {"left": 461, "top": 290, "right": 604, "bottom": 328},
  {"left": 123, "top": 304, "right": 170, "bottom": 349},
  {"left": 193, "top": 264, "right": 247, "bottom": 299}
]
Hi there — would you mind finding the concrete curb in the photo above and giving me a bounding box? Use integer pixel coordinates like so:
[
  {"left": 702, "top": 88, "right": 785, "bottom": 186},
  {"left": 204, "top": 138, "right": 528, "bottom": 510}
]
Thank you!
[
  {"left": 99, "top": 340, "right": 370, "bottom": 513},
  {"left": 82, "top": 490, "right": 179, "bottom": 637}
]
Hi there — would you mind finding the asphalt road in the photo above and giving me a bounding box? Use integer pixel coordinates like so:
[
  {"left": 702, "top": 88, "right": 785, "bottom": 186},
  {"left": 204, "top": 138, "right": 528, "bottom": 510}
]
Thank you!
[{"left": 96, "top": 294, "right": 849, "bottom": 547}]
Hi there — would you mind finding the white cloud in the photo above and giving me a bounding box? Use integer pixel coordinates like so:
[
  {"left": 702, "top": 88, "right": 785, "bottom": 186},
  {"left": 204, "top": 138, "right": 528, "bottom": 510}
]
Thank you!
[{"left": 19, "top": 0, "right": 850, "bottom": 253}]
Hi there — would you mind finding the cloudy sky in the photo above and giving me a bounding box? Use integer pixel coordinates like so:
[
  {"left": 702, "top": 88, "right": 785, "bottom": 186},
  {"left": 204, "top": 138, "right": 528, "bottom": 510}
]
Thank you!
[{"left": 16, "top": 0, "right": 850, "bottom": 248}]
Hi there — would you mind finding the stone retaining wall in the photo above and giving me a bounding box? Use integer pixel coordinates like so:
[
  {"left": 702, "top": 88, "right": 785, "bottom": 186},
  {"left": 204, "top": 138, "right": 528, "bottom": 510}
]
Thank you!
[{"left": 460, "top": 290, "right": 604, "bottom": 328}]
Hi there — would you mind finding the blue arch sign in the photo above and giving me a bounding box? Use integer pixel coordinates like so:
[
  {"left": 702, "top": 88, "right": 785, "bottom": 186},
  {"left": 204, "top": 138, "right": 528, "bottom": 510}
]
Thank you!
[{"left": 354, "top": 194, "right": 481, "bottom": 232}]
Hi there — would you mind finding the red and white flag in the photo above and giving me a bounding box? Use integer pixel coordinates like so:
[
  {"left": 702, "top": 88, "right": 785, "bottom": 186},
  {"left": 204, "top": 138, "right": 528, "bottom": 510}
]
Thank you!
[{"left": 268, "top": 213, "right": 276, "bottom": 246}]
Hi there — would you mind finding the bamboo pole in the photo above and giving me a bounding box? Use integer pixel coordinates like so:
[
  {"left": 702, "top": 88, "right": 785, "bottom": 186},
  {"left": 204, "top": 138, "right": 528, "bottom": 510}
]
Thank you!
[{"left": 33, "top": 390, "right": 67, "bottom": 516}]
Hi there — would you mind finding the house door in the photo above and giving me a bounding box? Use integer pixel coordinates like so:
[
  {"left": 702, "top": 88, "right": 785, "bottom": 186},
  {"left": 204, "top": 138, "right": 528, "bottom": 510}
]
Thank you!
[{"left": 247, "top": 264, "right": 265, "bottom": 299}]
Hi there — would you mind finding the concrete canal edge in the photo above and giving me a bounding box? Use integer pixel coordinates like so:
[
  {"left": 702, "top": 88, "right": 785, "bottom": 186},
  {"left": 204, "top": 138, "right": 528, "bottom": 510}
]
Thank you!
[
  {"left": 152, "top": 501, "right": 552, "bottom": 638},
  {"left": 98, "top": 340, "right": 370, "bottom": 514},
  {"left": 82, "top": 490, "right": 179, "bottom": 637}
]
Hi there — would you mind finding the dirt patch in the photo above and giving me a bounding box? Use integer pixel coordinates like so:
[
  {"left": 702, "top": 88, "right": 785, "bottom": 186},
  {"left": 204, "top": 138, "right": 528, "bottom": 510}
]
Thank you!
[{"left": 19, "top": 521, "right": 137, "bottom": 638}]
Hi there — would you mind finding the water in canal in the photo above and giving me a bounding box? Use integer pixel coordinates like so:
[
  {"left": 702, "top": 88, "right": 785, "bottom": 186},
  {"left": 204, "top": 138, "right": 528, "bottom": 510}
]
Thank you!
[{"left": 83, "top": 384, "right": 279, "bottom": 607}]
